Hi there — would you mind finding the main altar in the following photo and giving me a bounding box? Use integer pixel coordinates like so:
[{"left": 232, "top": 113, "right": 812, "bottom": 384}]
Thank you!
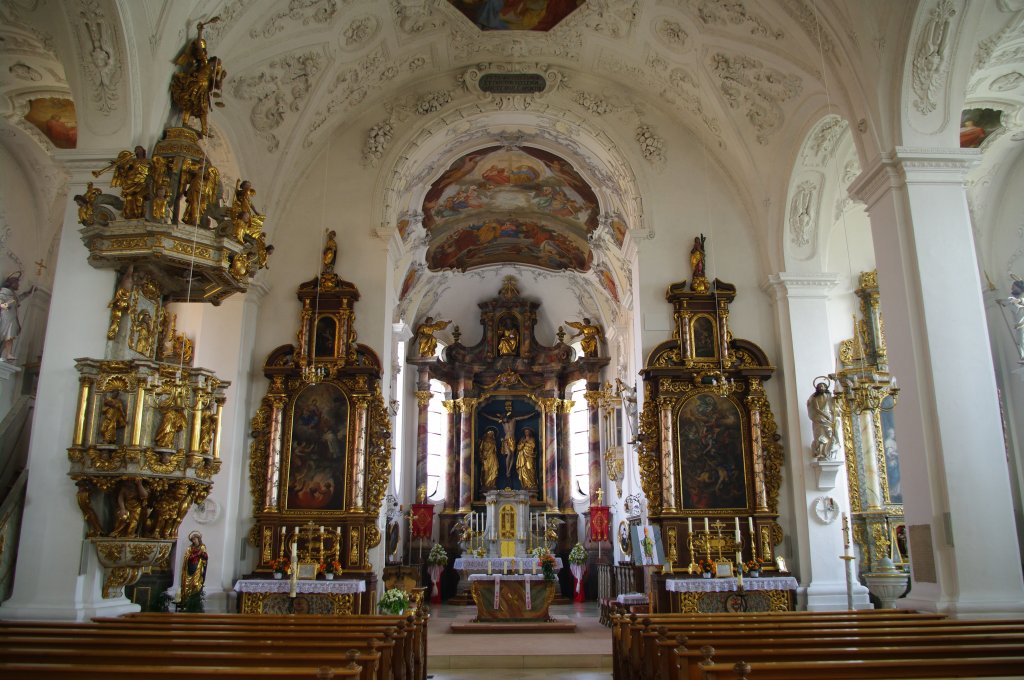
[{"left": 409, "top": 276, "right": 610, "bottom": 596}]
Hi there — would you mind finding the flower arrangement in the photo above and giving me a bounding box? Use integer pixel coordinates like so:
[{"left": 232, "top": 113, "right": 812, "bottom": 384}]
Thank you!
[
  {"left": 427, "top": 543, "right": 448, "bottom": 566},
  {"left": 697, "top": 557, "right": 716, "bottom": 575},
  {"left": 320, "top": 558, "right": 342, "bottom": 575},
  {"left": 470, "top": 546, "right": 487, "bottom": 558},
  {"left": 378, "top": 588, "right": 410, "bottom": 615},
  {"left": 269, "top": 557, "right": 291, "bottom": 575},
  {"left": 568, "top": 543, "right": 587, "bottom": 565},
  {"left": 538, "top": 553, "right": 557, "bottom": 581},
  {"left": 531, "top": 545, "right": 551, "bottom": 558},
  {"left": 742, "top": 558, "right": 763, "bottom": 574}
]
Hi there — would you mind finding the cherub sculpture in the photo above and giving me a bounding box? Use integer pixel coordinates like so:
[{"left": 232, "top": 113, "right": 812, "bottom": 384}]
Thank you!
[{"left": 415, "top": 316, "right": 450, "bottom": 357}]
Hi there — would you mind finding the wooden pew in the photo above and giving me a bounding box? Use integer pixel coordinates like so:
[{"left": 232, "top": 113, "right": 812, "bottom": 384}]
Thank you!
[
  {"left": 701, "top": 656, "right": 1024, "bottom": 679},
  {"left": 0, "top": 661, "right": 362, "bottom": 680}
]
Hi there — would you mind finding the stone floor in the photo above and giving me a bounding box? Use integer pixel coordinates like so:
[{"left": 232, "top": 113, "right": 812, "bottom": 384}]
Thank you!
[{"left": 426, "top": 600, "right": 612, "bottom": 679}]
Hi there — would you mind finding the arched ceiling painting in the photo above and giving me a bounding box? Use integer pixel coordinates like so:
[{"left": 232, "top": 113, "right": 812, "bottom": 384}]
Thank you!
[
  {"left": 423, "top": 146, "right": 599, "bottom": 273},
  {"left": 447, "top": 1, "right": 584, "bottom": 31}
]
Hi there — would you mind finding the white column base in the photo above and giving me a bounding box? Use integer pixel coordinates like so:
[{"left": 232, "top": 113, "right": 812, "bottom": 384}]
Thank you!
[
  {"left": 803, "top": 581, "right": 873, "bottom": 611},
  {"left": 0, "top": 598, "right": 139, "bottom": 622}
]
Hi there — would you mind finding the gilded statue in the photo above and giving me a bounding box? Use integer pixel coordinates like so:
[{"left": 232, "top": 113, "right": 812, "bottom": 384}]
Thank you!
[
  {"left": 107, "top": 286, "right": 131, "bottom": 339},
  {"left": 479, "top": 428, "right": 499, "bottom": 490},
  {"left": 99, "top": 393, "right": 128, "bottom": 444},
  {"left": 807, "top": 379, "right": 841, "bottom": 461},
  {"left": 181, "top": 162, "right": 219, "bottom": 226},
  {"left": 198, "top": 408, "right": 216, "bottom": 454},
  {"left": 415, "top": 316, "right": 451, "bottom": 357},
  {"left": 155, "top": 391, "right": 188, "bottom": 449},
  {"left": 178, "top": 531, "right": 209, "bottom": 606},
  {"left": 515, "top": 427, "right": 538, "bottom": 489},
  {"left": 690, "top": 233, "right": 708, "bottom": 292},
  {"left": 481, "top": 402, "right": 536, "bottom": 478},
  {"left": 107, "top": 146, "right": 152, "bottom": 220},
  {"left": 229, "top": 252, "right": 251, "bottom": 279},
  {"left": 322, "top": 229, "right": 337, "bottom": 273},
  {"left": 130, "top": 309, "right": 155, "bottom": 356},
  {"left": 253, "top": 232, "right": 274, "bottom": 270},
  {"left": 148, "top": 484, "right": 188, "bottom": 539},
  {"left": 110, "top": 478, "right": 148, "bottom": 537},
  {"left": 229, "top": 180, "right": 264, "bottom": 240},
  {"left": 170, "top": 19, "right": 225, "bottom": 138},
  {"left": 73, "top": 182, "right": 103, "bottom": 226},
  {"left": 150, "top": 156, "right": 172, "bottom": 221},
  {"left": 1, "top": 271, "right": 34, "bottom": 362},
  {"left": 566, "top": 318, "right": 602, "bottom": 357},
  {"left": 497, "top": 325, "right": 519, "bottom": 356},
  {"left": 75, "top": 481, "right": 103, "bottom": 537}
]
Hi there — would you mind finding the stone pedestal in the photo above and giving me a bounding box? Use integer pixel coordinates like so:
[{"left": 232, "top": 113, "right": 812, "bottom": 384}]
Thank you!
[{"left": 864, "top": 558, "right": 910, "bottom": 609}]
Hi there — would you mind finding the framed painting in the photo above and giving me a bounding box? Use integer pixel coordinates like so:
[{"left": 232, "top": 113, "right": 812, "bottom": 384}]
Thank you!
[
  {"left": 676, "top": 393, "right": 748, "bottom": 510},
  {"left": 297, "top": 562, "right": 318, "bottom": 580},
  {"left": 631, "top": 524, "right": 664, "bottom": 566},
  {"left": 880, "top": 397, "right": 902, "bottom": 504},
  {"left": 284, "top": 382, "right": 350, "bottom": 510}
]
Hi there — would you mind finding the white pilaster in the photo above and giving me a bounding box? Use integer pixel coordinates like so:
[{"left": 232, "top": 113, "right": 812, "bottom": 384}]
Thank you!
[
  {"left": 850, "top": 148, "right": 1024, "bottom": 617},
  {"left": 1, "top": 151, "right": 136, "bottom": 620},
  {"left": 765, "top": 272, "right": 871, "bottom": 610}
]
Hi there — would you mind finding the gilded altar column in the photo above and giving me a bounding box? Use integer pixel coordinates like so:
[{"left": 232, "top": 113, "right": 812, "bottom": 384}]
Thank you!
[
  {"left": 658, "top": 396, "right": 677, "bottom": 511},
  {"left": 674, "top": 310, "right": 691, "bottom": 362},
  {"left": 443, "top": 399, "right": 458, "bottom": 506},
  {"left": 557, "top": 399, "right": 574, "bottom": 511},
  {"left": 584, "top": 390, "right": 603, "bottom": 501},
  {"left": 350, "top": 395, "right": 369, "bottom": 511},
  {"left": 264, "top": 396, "right": 287, "bottom": 511},
  {"left": 414, "top": 389, "right": 432, "bottom": 496},
  {"left": 458, "top": 397, "right": 478, "bottom": 511},
  {"left": 540, "top": 397, "right": 560, "bottom": 509},
  {"left": 746, "top": 381, "right": 769, "bottom": 513}
]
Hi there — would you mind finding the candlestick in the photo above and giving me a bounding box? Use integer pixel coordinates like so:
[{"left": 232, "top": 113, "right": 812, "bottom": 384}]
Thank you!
[
  {"left": 704, "top": 517, "right": 709, "bottom": 533},
  {"left": 748, "top": 516, "right": 755, "bottom": 535},
  {"left": 688, "top": 517, "right": 693, "bottom": 534},
  {"left": 841, "top": 513, "right": 851, "bottom": 551}
]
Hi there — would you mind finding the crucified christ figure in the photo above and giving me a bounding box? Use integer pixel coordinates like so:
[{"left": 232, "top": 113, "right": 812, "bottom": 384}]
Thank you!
[{"left": 481, "top": 400, "right": 537, "bottom": 479}]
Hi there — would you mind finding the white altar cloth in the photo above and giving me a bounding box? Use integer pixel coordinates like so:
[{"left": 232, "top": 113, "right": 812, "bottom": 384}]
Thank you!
[
  {"left": 664, "top": 576, "right": 798, "bottom": 593},
  {"left": 233, "top": 579, "right": 366, "bottom": 594},
  {"left": 454, "top": 557, "right": 563, "bottom": 571},
  {"left": 467, "top": 573, "right": 548, "bottom": 582}
]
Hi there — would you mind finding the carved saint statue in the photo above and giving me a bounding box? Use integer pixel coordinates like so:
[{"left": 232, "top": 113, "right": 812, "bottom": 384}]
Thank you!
[
  {"left": 497, "top": 325, "right": 519, "bottom": 356},
  {"left": 515, "top": 427, "right": 538, "bottom": 490},
  {"left": 170, "top": 19, "right": 225, "bottom": 138},
  {"left": 999, "top": 278, "right": 1024, "bottom": 361},
  {"left": 99, "top": 393, "right": 128, "bottom": 444},
  {"left": 178, "top": 530, "right": 209, "bottom": 607},
  {"left": 807, "top": 379, "right": 841, "bottom": 461},
  {"left": 108, "top": 146, "right": 152, "bottom": 220},
  {"left": 690, "top": 233, "right": 706, "bottom": 280},
  {"left": 566, "top": 317, "right": 602, "bottom": 357},
  {"left": 155, "top": 392, "right": 188, "bottom": 449},
  {"left": 479, "top": 428, "right": 499, "bottom": 491},
  {"left": 110, "top": 478, "right": 148, "bottom": 537},
  {"left": 0, "top": 271, "right": 34, "bottom": 362},
  {"left": 415, "top": 316, "right": 451, "bottom": 357},
  {"left": 322, "top": 229, "right": 337, "bottom": 273},
  {"left": 74, "top": 182, "right": 103, "bottom": 226},
  {"left": 229, "top": 179, "right": 264, "bottom": 240}
]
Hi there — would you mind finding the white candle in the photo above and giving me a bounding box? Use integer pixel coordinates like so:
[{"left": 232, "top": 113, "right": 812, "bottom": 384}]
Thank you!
[
  {"left": 503, "top": 559, "right": 508, "bottom": 575},
  {"left": 748, "top": 516, "right": 755, "bottom": 535},
  {"left": 319, "top": 525, "right": 324, "bottom": 534},
  {"left": 688, "top": 517, "right": 693, "bottom": 534},
  {"left": 734, "top": 517, "right": 740, "bottom": 533},
  {"left": 704, "top": 517, "right": 709, "bottom": 533}
]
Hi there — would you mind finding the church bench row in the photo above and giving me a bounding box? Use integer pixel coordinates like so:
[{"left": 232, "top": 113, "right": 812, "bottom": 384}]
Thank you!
[
  {"left": 701, "top": 656, "right": 1024, "bottom": 679},
  {"left": 0, "top": 612, "right": 426, "bottom": 680},
  {"left": 611, "top": 611, "right": 1024, "bottom": 680},
  {"left": 0, "top": 662, "right": 360, "bottom": 680}
]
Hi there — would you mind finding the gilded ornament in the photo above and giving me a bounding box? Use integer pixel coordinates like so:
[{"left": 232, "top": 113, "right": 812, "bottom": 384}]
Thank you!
[
  {"left": 97, "top": 542, "right": 124, "bottom": 564},
  {"left": 143, "top": 450, "right": 187, "bottom": 474},
  {"left": 565, "top": 318, "right": 602, "bottom": 356},
  {"left": 414, "top": 390, "right": 432, "bottom": 407},
  {"left": 170, "top": 19, "right": 226, "bottom": 138},
  {"left": 366, "top": 524, "right": 381, "bottom": 549},
  {"left": 73, "top": 182, "right": 103, "bottom": 226},
  {"left": 110, "top": 479, "right": 149, "bottom": 538},
  {"left": 94, "top": 146, "right": 152, "bottom": 219},
  {"left": 415, "top": 316, "right": 451, "bottom": 357},
  {"left": 107, "top": 286, "right": 131, "bottom": 339},
  {"left": 103, "top": 566, "right": 143, "bottom": 599}
]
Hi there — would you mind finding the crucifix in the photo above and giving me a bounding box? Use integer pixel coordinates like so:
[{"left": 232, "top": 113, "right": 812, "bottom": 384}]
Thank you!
[{"left": 34, "top": 259, "right": 46, "bottom": 276}]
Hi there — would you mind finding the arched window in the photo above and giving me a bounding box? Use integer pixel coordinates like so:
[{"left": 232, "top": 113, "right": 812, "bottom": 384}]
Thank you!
[
  {"left": 568, "top": 379, "right": 589, "bottom": 498},
  {"left": 425, "top": 378, "right": 448, "bottom": 501}
]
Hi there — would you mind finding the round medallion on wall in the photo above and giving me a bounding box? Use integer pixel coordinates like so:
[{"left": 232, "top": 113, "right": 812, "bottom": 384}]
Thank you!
[{"left": 811, "top": 496, "right": 840, "bottom": 524}]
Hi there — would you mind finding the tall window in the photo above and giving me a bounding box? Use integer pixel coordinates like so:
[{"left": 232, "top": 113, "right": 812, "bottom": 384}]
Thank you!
[
  {"left": 568, "top": 379, "right": 589, "bottom": 498},
  {"left": 425, "top": 378, "right": 448, "bottom": 501}
]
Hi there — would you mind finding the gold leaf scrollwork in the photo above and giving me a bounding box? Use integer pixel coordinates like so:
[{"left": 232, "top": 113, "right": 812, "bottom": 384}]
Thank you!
[
  {"left": 103, "top": 566, "right": 143, "bottom": 599},
  {"left": 143, "top": 450, "right": 187, "bottom": 474},
  {"left": 247, "top": 398, "right": 273, "bottom": 515},
  {"left": 366, "top": 524, "right": 381, "bottom": 549},
  {"left": 129, "top": 543, "right": 156, "bottom": 563},
  {"left": 97, "top": 543, "right": 124, "bottom": 564},
  {"left": 635, "top": 399, "right": 662, "bottom": 514}
]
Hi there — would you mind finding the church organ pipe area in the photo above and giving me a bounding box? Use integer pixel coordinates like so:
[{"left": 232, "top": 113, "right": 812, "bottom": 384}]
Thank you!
[{"left": 410, "top": 276, "right": 609, "bottom": 558}]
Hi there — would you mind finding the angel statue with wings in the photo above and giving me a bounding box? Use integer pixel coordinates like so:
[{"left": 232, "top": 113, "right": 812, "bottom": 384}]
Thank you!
[{"left": 566, "top": 318, "right": 602, "bottom": 357}]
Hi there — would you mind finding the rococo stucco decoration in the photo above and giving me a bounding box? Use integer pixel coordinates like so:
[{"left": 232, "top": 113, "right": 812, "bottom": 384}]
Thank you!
[
  {"left": 232, "top": 50, "right": 325, "bottom": 153},
  {"left": 710, "top": 52, "right": 803, "bottom": 145},
  {"left": 72, "top": 0, "right": 124, "bottom": 116},
  {"left": 911, "top": 0, "right": 958, "bottom": 116}
]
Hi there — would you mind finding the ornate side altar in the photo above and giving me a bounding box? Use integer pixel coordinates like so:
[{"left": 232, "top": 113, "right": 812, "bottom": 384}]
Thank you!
[
  {"left": 234, "top": 578, "right": 366, "bottom": 615},
  {"left": 659, "top": 575, "right": 798, "bottom": 613},
  {"left": 244, "top": 236, "right": 391, "bottom": 613},
  {"left": 636, "top": 237, "right": 785, "bottom": 596}
]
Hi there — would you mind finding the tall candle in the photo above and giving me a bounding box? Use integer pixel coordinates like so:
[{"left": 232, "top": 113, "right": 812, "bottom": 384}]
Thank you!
[
  {"left": 703, "top": 517, "right": 709, "bottom": 533},
  {"left": 748, "top": 516, "right": 755, "bottom": 535},
  {"left": 688, "top": 517, "right": 693, "bottom": 534}
]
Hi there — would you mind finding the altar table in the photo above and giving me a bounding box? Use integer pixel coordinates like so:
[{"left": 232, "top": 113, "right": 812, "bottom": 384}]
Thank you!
[
  {"left": 467, "top": 574, "right": 556, "bottom": 622},
  {"left": 662, "top": 576, "right": 798, "bottom": 613},
  {"left": 233, "top": 578, "right": 366, "bottom": 615},
  {"left": 454, "top": 557, "right": 565, "bottom": 601}
]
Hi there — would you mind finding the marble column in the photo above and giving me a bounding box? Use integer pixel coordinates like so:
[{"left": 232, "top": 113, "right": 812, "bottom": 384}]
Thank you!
[
  {"left": 458, "top": 398, "right": 478, "bottom": 511},
  {"left": 541, "top": 397, "right": 560, "bottom": 509},
  {"left": 850, "top": 148, "right": 1024, "bottom": 616},
  {"left": 658, "top": 397, "right": 677, "bottom": 511},
  {"left": 414, "top": 389, "right": 431, "bottom": 496},
  {"left": 557, "top": 399, "right": 574, "bottom": 512},
  {"left": 585, "top": 390, "right": 603, "bottom": 502},
  {"left": 443, "top": 399, "right": 458, "bottom": 504}
]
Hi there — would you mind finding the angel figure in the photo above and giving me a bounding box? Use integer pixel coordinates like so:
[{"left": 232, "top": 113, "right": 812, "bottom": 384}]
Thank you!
[
  {"left": 415, "top": 316, "right": 450, "bottom": 357},
  {"left": 170, "top": 19, "right": 225, "bottom": 138},
  {"left": 108, "top": 146, "right": 152, "bottom": 219},
  {"left": 74, "top": 182, "right": 103, "bottom": 226},
  {"left": 229, "top": 179, "right": 264, "bottom": 240},
  {"left": 566, "top": 318, "right": 602, "bottom": 357}
]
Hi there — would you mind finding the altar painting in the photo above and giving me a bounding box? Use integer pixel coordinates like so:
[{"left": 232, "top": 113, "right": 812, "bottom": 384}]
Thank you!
[
  {"left": 677, "top": 393, "right": 747, "bottom": 509},
  {"left": 475, "top": 398, "right": 541, "bottom": 496},
  {"left": 881, "top": 396, "right": 902, "bottom": 504},
  {"left": 286, "top": 383, "right": 349, "bottom": 510},
  {"left": 447, "top": 0, "right": 583, "bottom": 31},
  {"left": 25, "top": 97, "right": 77, "bottom": 148}
]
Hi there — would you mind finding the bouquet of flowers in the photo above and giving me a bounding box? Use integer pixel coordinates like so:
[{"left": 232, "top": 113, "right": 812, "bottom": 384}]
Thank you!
[
  {"left": 538, "top": 553, "right": 557, "bottom": 581},
  {"left": 531, "top": 545, "right": 551, "bottom": 558},
  {"left": 427, "top": 543, "right": 448, "bottom": 566},
  {"left": 697, "top": 557, "right": 716, "bottom": 575},
  {"left": 320, "top": 558, "right": 342, "bottom": 575},
  {"left": 742, "top": 558, "right": 763, "bottom": 574},
  {"left": 568, "top": 543, "right": 587, "bottom": 566},
  {"left": 269, "top": 557, "right": 291, "bottom": 575},
  {"left": 378, "top": 588, "right": 410, "bottom": 615},
  {"left": 470, "top": 546, "right": 486, "bottom": 557}
]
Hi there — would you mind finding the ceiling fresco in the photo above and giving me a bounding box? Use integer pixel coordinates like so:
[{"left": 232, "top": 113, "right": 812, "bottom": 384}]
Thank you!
[
  {"left": 446, "top": 0, "right": 585, "bottom": 31},
  {"left": 423, "top": 145, "right": 599, "bottom": 272}
]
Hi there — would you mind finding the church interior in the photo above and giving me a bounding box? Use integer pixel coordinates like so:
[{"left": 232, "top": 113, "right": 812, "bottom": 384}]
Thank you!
[{"left": 2, "top": 0, "right": 1024, "bottom": 676}]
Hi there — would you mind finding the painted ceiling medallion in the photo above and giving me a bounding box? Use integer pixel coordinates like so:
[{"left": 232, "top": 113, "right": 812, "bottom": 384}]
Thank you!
[
  {"left": 423, "top": 146, "right": 598, "bottom": 273},
  {"left": 447, "top": 0, "right": 584, "bottom": 31}
]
